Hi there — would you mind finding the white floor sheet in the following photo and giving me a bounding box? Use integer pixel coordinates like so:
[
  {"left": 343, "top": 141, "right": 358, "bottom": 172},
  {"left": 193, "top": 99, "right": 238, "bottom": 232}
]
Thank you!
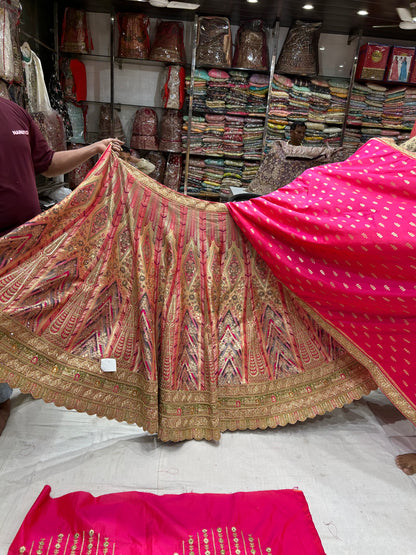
[{"left": 0, "top": 389, "right": 415, "bottom": 554}]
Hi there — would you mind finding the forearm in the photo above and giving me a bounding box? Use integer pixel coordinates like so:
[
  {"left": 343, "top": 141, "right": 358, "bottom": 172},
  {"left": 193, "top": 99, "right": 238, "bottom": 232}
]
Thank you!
[{"left": 42, "top": 143, "right": 102, "bottom": 177}]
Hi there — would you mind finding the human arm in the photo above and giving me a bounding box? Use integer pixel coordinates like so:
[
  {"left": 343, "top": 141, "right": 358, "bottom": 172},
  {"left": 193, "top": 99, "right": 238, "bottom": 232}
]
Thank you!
[{"left": 42, "top": 138, "right": 124, "bottom": 177}]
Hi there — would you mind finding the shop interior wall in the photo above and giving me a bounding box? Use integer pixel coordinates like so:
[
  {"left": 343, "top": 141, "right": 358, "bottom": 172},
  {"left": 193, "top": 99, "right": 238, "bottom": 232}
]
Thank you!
[{"left": 19, "top": 2, "right": 416, "bottom": 147}]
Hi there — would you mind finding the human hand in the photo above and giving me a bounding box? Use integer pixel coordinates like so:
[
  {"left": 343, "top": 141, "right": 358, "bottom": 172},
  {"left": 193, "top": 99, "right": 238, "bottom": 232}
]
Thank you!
[{"left": 95, "top": 138, "right": 124, "bottom": 154}]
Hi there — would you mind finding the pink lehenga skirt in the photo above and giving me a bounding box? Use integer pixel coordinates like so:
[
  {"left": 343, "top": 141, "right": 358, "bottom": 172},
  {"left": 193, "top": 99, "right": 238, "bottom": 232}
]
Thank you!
[{"left": 0, "top": 146, "right": 387, "bottom": 441}]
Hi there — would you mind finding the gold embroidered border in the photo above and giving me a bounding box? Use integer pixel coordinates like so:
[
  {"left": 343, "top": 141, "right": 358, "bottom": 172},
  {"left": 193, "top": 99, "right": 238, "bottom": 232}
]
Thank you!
[
  {"left": 0, "top": 308, "right": 377, "bottom": 442},
  {"left": 287, "top": 286, "right": 416, "bottom": 426}
]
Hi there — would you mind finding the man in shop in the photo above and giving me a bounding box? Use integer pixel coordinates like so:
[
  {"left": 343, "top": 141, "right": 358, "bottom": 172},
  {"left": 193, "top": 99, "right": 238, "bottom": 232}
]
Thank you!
[
  {"left": 0, "top": 96, "right": 123, "bottom": 435},
  {"left": 288, "top": 121, "right": 306, "bottom": 146}
]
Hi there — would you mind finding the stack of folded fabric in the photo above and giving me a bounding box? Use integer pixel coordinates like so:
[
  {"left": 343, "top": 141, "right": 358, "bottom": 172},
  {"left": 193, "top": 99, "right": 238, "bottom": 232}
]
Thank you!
[
  {"left": 243, "top": 117, "right": 264, "bottom": 159},
  {"left": 346, "top": 82, "right": 368, "bottom": 126},
  {"left": 343, "top": 127, "right": 362, "bottom": 152},
  {"left": 181, "top": 115, "right": 206, "bottom": 154},
  {"left": 222, "top": 158, "right": 245, "bottom": 190},
  {"left": 202, "top": 157, "right": 224, "bottom": 197},
  {"left": 184, "top": 157, "right": 207, "bottom": 194},
  {"left": 304, "top": 121, "right": 325, "bottom": 147},
  {"left": 266, "top": 73, "right": 292, "bottom": 149},
  {"left": 382, "top": 86, "right": 405, "bottom": 129},
  {"left": 185, "top": 69, "right": 209, "bottom": 113},
  {"left": 247, "top": 73, "right": 269, "bottom": 116},
  {"left": 288, "top": 80, "right": 310, "bottom": 123},
  {"left": 403, "top": 87, "right": 416, "bottom": 131},
  {"left": 203, "top": 114, "right": 225, "bottom": 156},
  {"left": 362, "top": 82, "right": 386, "bottom": 128},
  {"left": 226, "top": 70, "right": 250, "bottom": 115},
  {"left": 322, "top": 125, "right": 343, "bottom": 147},
  {"left": 206, "top": 68, "right": 230, "bottom": 114},
  {"left": 308, "top": 78, "right": 331, "bottom": 125},
  {"left": 241, "top": 160, "right": 260, "bottom": 186},
  {"left": 327, "top": 78, "right": 349, "bottom": 125},
  {"left": 223, "top": 115, "right": 244, "bottom": 158}
]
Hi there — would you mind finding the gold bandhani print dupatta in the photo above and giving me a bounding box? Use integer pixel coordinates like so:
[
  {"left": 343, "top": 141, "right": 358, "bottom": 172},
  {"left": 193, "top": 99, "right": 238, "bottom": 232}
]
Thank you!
[{"left": 0, "top": 148, "right": 375, "bottom": 441}]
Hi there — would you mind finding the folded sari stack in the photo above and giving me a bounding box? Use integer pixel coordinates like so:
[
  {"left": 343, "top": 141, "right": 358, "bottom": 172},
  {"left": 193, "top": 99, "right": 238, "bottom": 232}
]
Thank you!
[
  {"left": 205, "top": 68, "right": 230, "bottom": 114},
  {"left": 382, "top": 86, "right": 405, "bottom": 129},
  {"left": 225, "top": 70, "right": 250, "bottom": 115},
  {"left": 182, "top": 156, "right": 206, "bottom": 194},
  {"left": 322, "top": 125, "right": 343, "bottom": 147},
  {"left": 181, "top": 115, "right": 206, "bottom": 154},
  {"left": 241, "top": 160, "right": 260, "bottom": 185},
  {"left": 222, "top": 158, "right": 244, "bottom": 190},
  {"left": 346, "top": 82, "right": 368, "bottom": 126},
  {"left": 304, "top": 121, "right": 325, "bottom": 147},
  {"left": 360, "top": 82, "right": 385, "bottom": 128},
  {"left": 403, "top": 87, "right": 416, "bottom": 131},
  {"left": 247, "top": 73, "right": 268, "bottom": 115},
  {"left": 185, "top": 68, "right": 209, "bottom": 112},
  {"left": 342, "top": 127, "right": 362, "bottom": 152},
  {"left": 243, "top": 116, "right": 264, "bottom": 160},
  {"left": 266, "top": 74, "right": 292, "bottom": 149},
  {"left": 308, "top": 79, "right": 331, "bottom": 125},
  {"left": 288, "top": 81, "right": 310, "bottom": 123},
  {"left": 222, "top": 115, "right": 244, "bottom": 158},
  {"left": 202, "top": 113, "right": 225, "bottom": 156},
  {"left": 326, "top": 78, "right": 349, "bottom": 124}
]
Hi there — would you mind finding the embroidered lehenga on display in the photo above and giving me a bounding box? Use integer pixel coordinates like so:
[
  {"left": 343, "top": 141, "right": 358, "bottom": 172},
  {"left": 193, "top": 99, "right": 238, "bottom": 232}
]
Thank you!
[{"left": 0, "top": 146, "right": 378, "bottom": 441}]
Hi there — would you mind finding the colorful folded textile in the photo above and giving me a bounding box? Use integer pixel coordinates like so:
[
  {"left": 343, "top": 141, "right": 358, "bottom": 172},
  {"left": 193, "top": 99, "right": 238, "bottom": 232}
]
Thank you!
[{"left": 9, "top": 486, "right": 326, "bottom": 555}]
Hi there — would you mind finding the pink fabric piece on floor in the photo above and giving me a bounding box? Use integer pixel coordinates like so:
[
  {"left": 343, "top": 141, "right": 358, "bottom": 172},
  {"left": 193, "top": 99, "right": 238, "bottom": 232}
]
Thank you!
[{"left": 9, "top": 486, "right": 325, "bottom": 554}]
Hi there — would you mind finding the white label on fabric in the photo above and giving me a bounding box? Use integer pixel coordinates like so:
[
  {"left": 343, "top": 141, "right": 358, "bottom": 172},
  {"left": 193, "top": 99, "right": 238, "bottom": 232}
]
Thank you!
[{"left": 101, "top": 358, "right": 117, "bottom": 372}]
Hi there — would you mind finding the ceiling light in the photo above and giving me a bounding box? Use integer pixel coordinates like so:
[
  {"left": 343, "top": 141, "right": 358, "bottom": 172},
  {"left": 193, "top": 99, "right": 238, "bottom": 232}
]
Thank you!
[
  {"left": 319, "top": 46, "right": 325, "bottom": 51},
  {"left": 303, "top": 4, "right": 314, "bottom": 9},
  {"left": 247, "top": 0, "right": 259, "bottom": 3},
  {"left": 357, "top": 10, "right": 368, "bottom": 16},
  {"left": 149, "top": 0, "right": 169, "bottom": 6},
  {"left": 167, "top": 1, "right": 200, "bottom": 7}
]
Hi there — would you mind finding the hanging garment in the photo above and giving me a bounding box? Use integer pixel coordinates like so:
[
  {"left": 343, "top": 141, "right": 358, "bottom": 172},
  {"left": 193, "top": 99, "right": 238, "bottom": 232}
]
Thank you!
[
  {"left": 48, "top": 72, "right": 73, "bottom": 140},
  {"left": 31, "top": 110, "right": 66, "bottom": 152},
  {"left": 8, "top": 486, "right": 325, "bottom": 555},
  {"left": 117, "top": 12, "right": 150, "bottom": 59},
  {"left": 0, "top": 147, "right": 376, "bottom": 441},
  {"left": 233, "top": 19, "right": 269, "bottom": 71},
  {"left": 66, "top": 101, "right": 87, "bottom": 144},
  {"left": 60, "top": 7, "right": 92, "bottom": 55},
  {"left": 247, "top": 141, "right": 349, "bottom": 195},
  {"left": 98, "top": 103, "right": 125, "bottom": 142},
  {"left": 276, "top": 20, "right": 322, "bottom": 76},
  {"left": 149, "top": 20, "right": 186, "bottom": 64},
  {"left": 0, "top": 0, "right": 23, "bottom": 84},
  {"left": 161, "top": 65, "right": 185, "bottom": 110},
  {"left": 20, "top": 42, "right": 52, "bottom": 113}
]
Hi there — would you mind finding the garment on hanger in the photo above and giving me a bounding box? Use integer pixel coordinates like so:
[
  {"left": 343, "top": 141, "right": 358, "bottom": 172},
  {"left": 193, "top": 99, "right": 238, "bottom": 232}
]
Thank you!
[
  {"left": 0, "top": 0, "right": 23, "bottom": 84},
  {"left": 20, "top": 42, "right": 51, "bottom": 113},
  {"left": 48, "top": 72, "right": 73, "bottom": 140}
]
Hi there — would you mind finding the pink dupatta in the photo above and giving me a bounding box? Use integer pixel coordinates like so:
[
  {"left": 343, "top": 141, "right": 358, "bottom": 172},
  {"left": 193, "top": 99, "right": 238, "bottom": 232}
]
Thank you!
[
  {"left": 9, "top": 486, "right": 325, "bottom": 554},
  {"left": 229, "top": 138, "right": 416, "bottom": 425}
]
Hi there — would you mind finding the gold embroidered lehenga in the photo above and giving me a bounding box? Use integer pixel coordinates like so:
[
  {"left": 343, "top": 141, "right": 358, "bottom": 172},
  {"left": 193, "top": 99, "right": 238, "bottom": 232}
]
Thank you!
[{"left": 0, "top": 149, "right": 376, "bottom": 441}]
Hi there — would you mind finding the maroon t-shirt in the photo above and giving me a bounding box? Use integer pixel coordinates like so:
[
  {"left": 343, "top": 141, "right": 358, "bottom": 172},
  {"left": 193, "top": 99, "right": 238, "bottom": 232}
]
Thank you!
[{"left": 0, "top": 97, "right": 54, "bottom": 236}]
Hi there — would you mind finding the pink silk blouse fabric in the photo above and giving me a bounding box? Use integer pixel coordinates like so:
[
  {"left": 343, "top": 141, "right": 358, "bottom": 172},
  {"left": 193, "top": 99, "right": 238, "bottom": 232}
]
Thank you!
[
  {"left": 228, "top": 138, "right": 416, "bottom": 424},
  {"left": 9, "top": 486, "right": 325, "bottom": 554}
]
